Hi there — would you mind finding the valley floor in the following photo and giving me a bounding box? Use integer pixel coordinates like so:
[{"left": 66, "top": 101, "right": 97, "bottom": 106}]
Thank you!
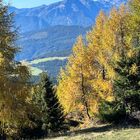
[{"left": 45, "top": 125, "right": 140, "bottom": 140}]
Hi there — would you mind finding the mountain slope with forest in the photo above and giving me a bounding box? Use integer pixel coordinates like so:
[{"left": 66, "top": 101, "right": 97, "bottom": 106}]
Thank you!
[
  {"left": 12, "top": 0, "right": 127, "bottom": 77},
  {"left": 16, "top": 25, "right": 89, "bottom": 60}
]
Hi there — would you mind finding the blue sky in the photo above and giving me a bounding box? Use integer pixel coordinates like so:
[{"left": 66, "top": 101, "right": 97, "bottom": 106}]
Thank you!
[{"left": 4, "top": 0, "right": 61, "bottom": 8}]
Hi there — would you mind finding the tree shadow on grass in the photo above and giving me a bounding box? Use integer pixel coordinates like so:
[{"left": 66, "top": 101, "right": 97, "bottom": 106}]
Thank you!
[
  {"left": 69, "top": 124, "right": 113, "bottom": 134},
  {"left": 46, "top": 124, "right": 113, "bottom": 139},
  {"left": 46, "top": 124, "right": 140, "bottom": 139}
]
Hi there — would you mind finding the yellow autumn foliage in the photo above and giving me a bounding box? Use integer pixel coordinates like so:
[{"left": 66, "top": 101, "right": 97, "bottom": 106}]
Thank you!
[{"left": 57, "top": 4, "right": 137, "bottom": 119}]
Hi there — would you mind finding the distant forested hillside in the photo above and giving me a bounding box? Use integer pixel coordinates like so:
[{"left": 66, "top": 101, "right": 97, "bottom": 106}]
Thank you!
[{"left": 16, "top": 25, "right": 89, "bottom": 60}]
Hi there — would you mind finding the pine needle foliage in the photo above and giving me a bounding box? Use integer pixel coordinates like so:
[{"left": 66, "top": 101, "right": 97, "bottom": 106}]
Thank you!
[{"left": 39, "top": 72, "right": 66, "bottom": 133}]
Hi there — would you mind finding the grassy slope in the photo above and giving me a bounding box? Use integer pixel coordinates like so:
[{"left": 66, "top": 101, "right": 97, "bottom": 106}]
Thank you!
[
  {"left": 26, "top": 57, "right": 67, "bottom": 76},
  {"left": 29, "top": 57, "right": 67, "bottom": 65},
  {"left": 46, "top": 126, "right": 140, "bottom": 140}
]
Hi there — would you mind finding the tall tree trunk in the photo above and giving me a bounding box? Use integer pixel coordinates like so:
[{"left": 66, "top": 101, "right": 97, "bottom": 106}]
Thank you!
[{"left": 80, "top": 67, "right": 91, "bottom": 120}]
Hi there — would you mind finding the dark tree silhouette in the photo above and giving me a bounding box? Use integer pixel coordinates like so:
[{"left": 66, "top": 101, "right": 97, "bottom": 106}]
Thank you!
[{"left": 39, "top": 72, "right": 66, "bottom": 134}]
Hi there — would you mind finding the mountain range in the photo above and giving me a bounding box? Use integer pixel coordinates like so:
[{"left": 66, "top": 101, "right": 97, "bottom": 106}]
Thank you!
[
  {"left": 10, "top": 0, "right": 127, "bottom": 79},
  {"left": 10, "top": 0, "right": 126, "bottom": 33}
]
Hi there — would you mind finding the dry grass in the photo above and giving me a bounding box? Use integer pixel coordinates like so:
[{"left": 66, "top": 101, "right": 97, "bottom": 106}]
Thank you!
[{"left": 45, "top": 126, "right": 140, "bottom": 140}]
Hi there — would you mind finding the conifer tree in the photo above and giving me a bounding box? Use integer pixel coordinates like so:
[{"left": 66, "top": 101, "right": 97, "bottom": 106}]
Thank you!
[
  {"left": 86, "top": 11, "right": 114, "bottom": 113},
  {"left": 39, "top": 72, "right": 66, "bottom": 133},
  {"left": 99, "top": 3, "right": 140, "bottom": 123},
  {"left": 0, "top": 1, "right": 32, "bottom": 137},
  {"left": 113, "top": 47, "right": 140, "bottom": 120},
  {"left": 100, "top": 48, "right": 140, "bottom": 124},
  {"left": 111, "top": 0, "right": 140, "bottom": 122},
  {"left": 57, "top": 36, "right": 93, "bottom": 119}
]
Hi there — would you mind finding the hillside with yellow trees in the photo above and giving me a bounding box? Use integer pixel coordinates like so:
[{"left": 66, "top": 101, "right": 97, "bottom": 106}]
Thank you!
[
  {"left": 0, "top": 0, "right": 140, "bottom": 139},
  {"left": 57, "top": 0, "right": 140, "bottom": 124}
]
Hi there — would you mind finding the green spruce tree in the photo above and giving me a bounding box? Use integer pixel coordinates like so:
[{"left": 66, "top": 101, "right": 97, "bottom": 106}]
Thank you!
[
  {"left": 99, "top": 1, "right": 140, "bottom": 124},
  {"left": 113, "top": 47, "right": 140, "bottom": 121},
  {"left": 99, "top": 48, "right": 140, "bottom": 124},
  {"left": 39, "top": 72, "right": 66, "bottom": 134}
]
